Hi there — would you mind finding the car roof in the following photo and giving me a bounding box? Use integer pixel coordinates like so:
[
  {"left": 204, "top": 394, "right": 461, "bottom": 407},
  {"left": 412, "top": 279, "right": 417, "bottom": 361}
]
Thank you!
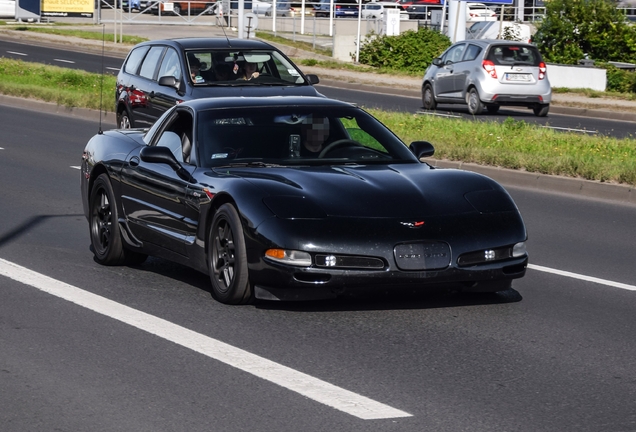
[
  {"left": 182, "top": 96, "right": 356, "bottom": 111},
  {"left": 134, "top": 38, "right": 277, "bottom": 51},
  {"left": 458, "top": 39, "right": 535, "bottom": 48}
]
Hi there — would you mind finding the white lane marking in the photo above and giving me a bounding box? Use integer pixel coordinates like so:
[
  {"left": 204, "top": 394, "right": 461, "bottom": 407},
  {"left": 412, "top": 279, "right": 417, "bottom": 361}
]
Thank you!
[
  {"left": 7, "top": 51, "right": 28, "bottom": 56},
  {"left": 106, "top": 67, "right": 120, "bottom": 72},
  {"left": 0, "top": 147, "right": 4, "bottom": 150},
  {"left": 541, "top": 126, "right": 598, "bottom": 134},
  {"left": 70, "top": 166, "right": 81, "bottom": 170},
  {"left": 0, "top": 258, "right": 411, "bottom": 420},
  {"left": 528, "top": 264, "right": 636, "bottom": 291},
  {"left": 54, "top": 59, "right": 75, "bottom": 64}
]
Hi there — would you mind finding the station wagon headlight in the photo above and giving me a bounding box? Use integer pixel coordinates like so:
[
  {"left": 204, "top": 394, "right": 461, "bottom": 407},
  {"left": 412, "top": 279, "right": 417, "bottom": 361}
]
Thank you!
[{"left": 265, "top": 249, "right": 312, "bottom": 267}]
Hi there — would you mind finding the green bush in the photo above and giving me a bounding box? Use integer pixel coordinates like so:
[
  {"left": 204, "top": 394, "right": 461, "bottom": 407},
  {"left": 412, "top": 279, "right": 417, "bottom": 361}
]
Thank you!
[
  {"left": 603, "top": 64, "right": 636, "bottom": 93},
  {"left": 358, "top": 28, "right": 451, "bottom": 73},
  {"left": 534, "top": 0, "right": 636, "bottom": 64}
]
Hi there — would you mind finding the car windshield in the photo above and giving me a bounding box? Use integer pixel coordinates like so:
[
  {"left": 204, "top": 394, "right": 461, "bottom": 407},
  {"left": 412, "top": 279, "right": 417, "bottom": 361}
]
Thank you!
[
  {"left": 195, "top": 106, "right": 418, "bottom": 168},
  {"left": 186, "top": 49, "right": 308, "bottom": 86}
]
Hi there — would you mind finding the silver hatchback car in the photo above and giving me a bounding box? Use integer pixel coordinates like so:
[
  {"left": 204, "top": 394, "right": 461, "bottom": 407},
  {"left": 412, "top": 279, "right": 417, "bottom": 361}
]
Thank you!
[{"left": 422, "top": 39, "right": 551, "bottom": 116}]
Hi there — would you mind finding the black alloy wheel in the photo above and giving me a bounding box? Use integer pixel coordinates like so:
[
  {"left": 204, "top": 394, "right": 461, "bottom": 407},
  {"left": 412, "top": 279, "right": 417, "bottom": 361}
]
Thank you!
[
  {"left": 209, "top": 204, "right": 253, "bottom": 304},
  {"left": 89, "top": 174, "right": 147, "bottom": 265}
]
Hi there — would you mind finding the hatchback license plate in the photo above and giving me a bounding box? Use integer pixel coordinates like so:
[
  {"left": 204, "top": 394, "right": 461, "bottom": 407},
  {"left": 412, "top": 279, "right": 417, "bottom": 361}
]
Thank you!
[{"left": 505, "top": 73, "right": 531, "bottom": 82}]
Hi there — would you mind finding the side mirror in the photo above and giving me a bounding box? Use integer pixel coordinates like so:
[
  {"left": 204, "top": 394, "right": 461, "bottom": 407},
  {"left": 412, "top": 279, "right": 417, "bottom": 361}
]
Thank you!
[
  {"left": 432, "top": 58, "right": 443, "bottom": 67},
  {"left": 158, "top": 75, "right": 180, "bottom": 90},
  {"left": 305, "top": 74, "right": 320, "bottom": 85},
  {"left": 140, "top": 146, "right": 196, "bottom": 183},
  {"left": 409, "top": 141, "right": 435, "bottom": 159}
]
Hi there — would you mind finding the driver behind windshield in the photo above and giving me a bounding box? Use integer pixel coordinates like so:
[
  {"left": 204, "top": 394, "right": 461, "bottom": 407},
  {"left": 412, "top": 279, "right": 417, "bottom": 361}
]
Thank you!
[{"left": 300, "top": 115, "right": 330, "bottom": 157}]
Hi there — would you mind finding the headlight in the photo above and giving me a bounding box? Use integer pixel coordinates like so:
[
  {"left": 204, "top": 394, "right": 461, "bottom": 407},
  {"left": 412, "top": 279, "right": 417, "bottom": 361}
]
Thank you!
[
  {"left": 512, "top": 241, "right": 527, "bottom": 257},
  {"left": 457, "top": 242, "right": 527, "bottom": 266},
  {"left": 265, "top": 249, "right": 312, "bottom": 267}
]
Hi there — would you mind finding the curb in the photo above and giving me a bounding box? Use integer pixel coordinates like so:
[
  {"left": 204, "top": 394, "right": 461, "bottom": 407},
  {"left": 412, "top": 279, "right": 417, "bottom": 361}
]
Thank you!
[{"left": 0, "top": 94, "right": 116, "bottom": 126}]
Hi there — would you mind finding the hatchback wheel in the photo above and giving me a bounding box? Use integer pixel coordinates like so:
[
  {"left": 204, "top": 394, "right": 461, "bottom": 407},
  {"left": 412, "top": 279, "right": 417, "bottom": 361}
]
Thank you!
[
  {"left": 533, "top": 104, "right": 550, "bottom": 117},
  {"left": 467, "top": 88, "right": 483, "bottom": 115},
  {"left": 422, "top": 84, "right": 437, "bottom": 110}
]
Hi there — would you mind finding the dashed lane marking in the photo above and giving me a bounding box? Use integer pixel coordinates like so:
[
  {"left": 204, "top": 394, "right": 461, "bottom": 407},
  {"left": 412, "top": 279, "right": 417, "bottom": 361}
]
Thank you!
[
  {"left": 7, "top": 51, "right": 27, "bottom": 56},
  {"left": 0, "top": 258, "right": 412, "bottom": 420},
  {"left": 54, "top": 59, "right": 75, "bottom": 64}
]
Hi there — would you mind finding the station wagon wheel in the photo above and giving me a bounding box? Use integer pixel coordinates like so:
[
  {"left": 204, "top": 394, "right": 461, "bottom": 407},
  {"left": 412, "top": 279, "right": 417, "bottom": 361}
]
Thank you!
[
  {"left": 467, "top": 88, "right": 483, "bottom": 115},
  {"left": 422, "top": 83, "right": 437, "bottom": 110},
  {"left": 208, "top": 204, "right": 253, "bottom": 304},
  {"left": 118, "top": 110, "right": 133, "bottom": 129}
]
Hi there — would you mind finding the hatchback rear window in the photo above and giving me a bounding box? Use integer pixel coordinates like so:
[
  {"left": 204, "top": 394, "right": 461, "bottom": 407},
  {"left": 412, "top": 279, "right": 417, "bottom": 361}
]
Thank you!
[{"left": 487, "top": 45, "right": 541, "bottom": 66}]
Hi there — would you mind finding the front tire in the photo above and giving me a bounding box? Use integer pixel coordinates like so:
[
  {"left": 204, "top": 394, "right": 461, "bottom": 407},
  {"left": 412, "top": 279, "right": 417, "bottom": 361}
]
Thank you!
[
  {"left": 467, "top": 88, "right": 483, "bottom": 115},
  {"left": 208, "top": 204, "right": 253, "bottom": 305},
  {"left": 422, "top": 83, "right": 437, "bottom": 110}
]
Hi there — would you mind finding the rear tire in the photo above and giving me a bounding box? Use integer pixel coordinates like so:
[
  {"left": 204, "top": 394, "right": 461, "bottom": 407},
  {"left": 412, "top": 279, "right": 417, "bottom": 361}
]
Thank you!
[
  {"left": 208, "top": 204, "right": 253, "bottom": 305},
  {"left": 486, "top": 105, "right": 500, "bottom": 114},
  {"left": 89, "top": 174, "right": 148, "bottom": 266},
  {"left": 422, "top": 84, "right": 437, "bottom": 110},
  {"left": 467, "top": 88, "right": 483, "bottom": 115},
  {"left": 533, "top": 104, "right": 550, "bottom": 117}
]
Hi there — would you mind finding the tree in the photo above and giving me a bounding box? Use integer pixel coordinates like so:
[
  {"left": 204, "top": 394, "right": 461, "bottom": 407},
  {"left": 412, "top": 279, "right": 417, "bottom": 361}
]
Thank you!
[{"left": 533, "top": 0, "right": 636, "bottom": 64}]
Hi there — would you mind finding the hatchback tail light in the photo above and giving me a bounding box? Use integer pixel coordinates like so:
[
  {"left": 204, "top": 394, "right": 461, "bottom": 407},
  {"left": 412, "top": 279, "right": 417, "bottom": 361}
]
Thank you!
[
  {"left": 538, "top": 62, "right": 547, "bottom": 80},
  {"left": 482, "top": 60, "right": 497, "bottom": 78}
]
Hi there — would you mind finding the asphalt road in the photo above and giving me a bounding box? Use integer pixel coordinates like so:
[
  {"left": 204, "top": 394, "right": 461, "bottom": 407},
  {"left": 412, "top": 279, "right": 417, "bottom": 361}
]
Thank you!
[
  {"left": 1, "top": 104, "right": 635, "bottom": 431},
  {"left": 2, "top": 38, "right": 636, "bottom": 138}
]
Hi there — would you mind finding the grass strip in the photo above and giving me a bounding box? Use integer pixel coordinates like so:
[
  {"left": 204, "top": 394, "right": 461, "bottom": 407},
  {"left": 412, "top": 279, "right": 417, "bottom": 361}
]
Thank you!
[
  {"left": 1, "top": 58, "right": 635, "bottom": 186},
  {"left": 7, "top": 25, "right": 147, "bottom": 45}
]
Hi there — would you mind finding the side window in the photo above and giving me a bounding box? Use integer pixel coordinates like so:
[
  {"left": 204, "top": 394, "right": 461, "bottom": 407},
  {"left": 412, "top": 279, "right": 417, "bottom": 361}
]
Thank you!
[
  {"left": 463, "top": 44, "right": 482, "bottom": 62},
  {"left": 155, "top": 110, "right": 195, "bottom": 164},
  {"left": 124, "top": 46, "right": 150, "bottom": 75},
  {"left": 157, "top": 48, "right": 182, "bottom": 81},
  {"left": 442, "top": 44, "right": 466, "bottom": 65},
  {"left": 139, "top": 46, "right": 165, "bottom": 80}
]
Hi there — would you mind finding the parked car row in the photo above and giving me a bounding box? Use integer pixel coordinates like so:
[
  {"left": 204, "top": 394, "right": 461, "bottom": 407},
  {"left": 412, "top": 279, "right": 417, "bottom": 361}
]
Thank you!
[{"left": 117, "top": 0, "right": 502, "bottom": 23}]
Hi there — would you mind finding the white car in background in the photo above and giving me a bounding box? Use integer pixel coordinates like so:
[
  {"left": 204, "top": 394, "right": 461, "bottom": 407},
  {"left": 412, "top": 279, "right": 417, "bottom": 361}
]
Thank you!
[
  {"left": 466, "top": 2, "right": 497, "bottom": 21},
  {"left": 0, "top": 0, "right": 15, "bottom": 18},
  {"left": 467, "top": 21, "right": 533, "bottom": 43},
  {"left": 361, "top": 1, "right": 409, "bottom": 20}
]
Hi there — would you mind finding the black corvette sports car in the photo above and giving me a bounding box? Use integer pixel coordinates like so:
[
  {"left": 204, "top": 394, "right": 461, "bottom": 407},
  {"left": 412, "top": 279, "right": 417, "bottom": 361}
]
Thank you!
[{"left": 81, "top": 96, "right": 528, "bottom": 304}]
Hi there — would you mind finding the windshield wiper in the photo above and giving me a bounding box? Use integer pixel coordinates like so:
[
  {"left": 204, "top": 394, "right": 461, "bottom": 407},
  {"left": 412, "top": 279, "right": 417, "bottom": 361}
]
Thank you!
[{"left": 218, "top": 161, "right": 285, "bottom": 168}]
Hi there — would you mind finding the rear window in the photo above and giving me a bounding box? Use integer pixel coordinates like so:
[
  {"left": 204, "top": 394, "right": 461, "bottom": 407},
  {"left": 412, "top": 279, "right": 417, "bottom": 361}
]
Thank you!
[{"left": 487, "top": 45, "right": 542, "bottom": 66}]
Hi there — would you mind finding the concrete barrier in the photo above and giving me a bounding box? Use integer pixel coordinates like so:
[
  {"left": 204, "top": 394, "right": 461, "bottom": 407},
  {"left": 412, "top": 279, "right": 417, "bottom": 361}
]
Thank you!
[{"left": 546, "top": 63, "right": 607, "bottom": 91}]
